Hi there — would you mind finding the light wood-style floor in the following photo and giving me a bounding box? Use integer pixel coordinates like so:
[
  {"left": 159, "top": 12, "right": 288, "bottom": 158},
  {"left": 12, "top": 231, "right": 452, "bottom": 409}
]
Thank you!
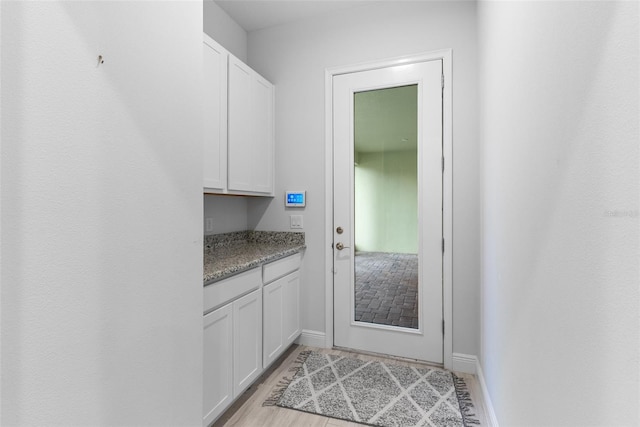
[{"left": 213, "top": 345, "right": 488, "bottom": 427}]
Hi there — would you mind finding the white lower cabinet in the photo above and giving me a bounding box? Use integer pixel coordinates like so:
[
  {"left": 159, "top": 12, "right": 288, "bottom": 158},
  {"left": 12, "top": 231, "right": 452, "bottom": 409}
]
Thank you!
[
  {"left": 203, "top": 303, "right": 233, "bottom": 427},
  {"left": 203, "top": 281, "right": 262, "bottom": 427},
  {"left": 263, "top": 271, "right": 301, "bottom": 368},
  {"left": 282, "top": 272, "right": 301, "bottom": 345},
  {"left": 233, "top": 289, "right": 263, "bottom": 397},
  {"left": 262, "top": 278, "right": 284, "bottom": 367},
  {"left": 203, "top": 253, "right": 302, "bottom": 426}
]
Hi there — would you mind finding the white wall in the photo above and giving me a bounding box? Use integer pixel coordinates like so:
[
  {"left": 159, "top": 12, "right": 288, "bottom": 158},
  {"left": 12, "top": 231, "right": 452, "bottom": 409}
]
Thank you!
[
  {"left": 1, "top": 2, "right": 203, "bottom": 425},
  {"left": 247, "top": 1, "right": 480, "bottom": 356},
  {"left": 204, "top": 195, "right": 249, "bottom": 235},
  {"left": 204, "top": 0, "right": 247, "bottom": 63},
  {"left": 479, "top": 1, "right": 639, "bottom": 425},
  {"left": 0, "top": 1, "right": 3, "bottom": 421}
]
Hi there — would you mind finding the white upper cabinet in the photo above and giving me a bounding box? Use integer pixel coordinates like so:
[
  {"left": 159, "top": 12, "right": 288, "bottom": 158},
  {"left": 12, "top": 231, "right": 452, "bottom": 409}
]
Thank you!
[
  {"left": 228, "top": 56, "right": 274, "bottom": 195},
  {"left": 203, "top": 34, "right": 274, "bottom": 196},
  {"left": 203, "top": 34, "right": 228, "bottom": 191}
]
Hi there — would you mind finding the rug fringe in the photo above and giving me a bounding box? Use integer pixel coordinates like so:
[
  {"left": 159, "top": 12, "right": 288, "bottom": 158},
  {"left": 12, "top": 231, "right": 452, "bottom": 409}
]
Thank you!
[
  {"left": 262, "top": 350, "right": 312, "bottom": 407},
  {"left": 452, "top": 373, "right": 481, "bottom": 426}
]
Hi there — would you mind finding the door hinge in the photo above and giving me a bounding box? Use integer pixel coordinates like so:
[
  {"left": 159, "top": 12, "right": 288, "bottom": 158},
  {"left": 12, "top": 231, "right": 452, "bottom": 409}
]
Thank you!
[
  {"left": 442, "top": 156, "right": 445, "bottom": 173},
  {"left": 442, "top": 238, "right": 445, "bottom": 253},
  {"left": 442, "top": 320, "right": 445, "bottom": 335},
  {"left": 441, "top": 74, "right": 444, "bottom": 90}
]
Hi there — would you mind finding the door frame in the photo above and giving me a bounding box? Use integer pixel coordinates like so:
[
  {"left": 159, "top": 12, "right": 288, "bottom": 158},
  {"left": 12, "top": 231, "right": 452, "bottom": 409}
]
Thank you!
[{"left": 324, "top": 49, "right": 453, "bottom": 369}]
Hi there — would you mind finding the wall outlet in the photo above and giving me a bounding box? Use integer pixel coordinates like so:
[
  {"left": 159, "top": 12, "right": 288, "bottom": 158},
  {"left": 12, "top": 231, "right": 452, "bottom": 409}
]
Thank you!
[
  {"left": 290, "top": 215, "right": 303, "bottom": 229},
  {"left": 205, "top": 218, "right": 214, "bottom": 232}
]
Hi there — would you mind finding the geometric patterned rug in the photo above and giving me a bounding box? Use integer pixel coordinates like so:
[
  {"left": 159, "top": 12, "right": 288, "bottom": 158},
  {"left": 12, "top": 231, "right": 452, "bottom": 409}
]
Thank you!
[{"left": 264, "top": 351, "right": 479, "bottom": 427}]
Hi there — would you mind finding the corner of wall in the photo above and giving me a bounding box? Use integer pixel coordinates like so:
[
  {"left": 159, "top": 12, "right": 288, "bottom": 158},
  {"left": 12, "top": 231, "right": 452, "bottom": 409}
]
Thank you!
[
  {"left": 474, "top": 358, "right": 500, "bottom": 427},
  {"left": 203, "top": 0, "right": 248, "bottom": 62}
]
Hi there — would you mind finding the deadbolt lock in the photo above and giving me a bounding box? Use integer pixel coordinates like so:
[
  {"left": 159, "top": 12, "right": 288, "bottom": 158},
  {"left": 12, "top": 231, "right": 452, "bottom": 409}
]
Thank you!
[{"left": 336, "top": 226, "right": 343, "bottom": 234}]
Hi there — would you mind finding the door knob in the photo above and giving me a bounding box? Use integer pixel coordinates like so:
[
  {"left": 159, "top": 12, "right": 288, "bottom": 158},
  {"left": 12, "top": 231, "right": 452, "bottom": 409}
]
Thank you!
[{"left": 335, "top": 242, "right": 350, "bottom": 250}]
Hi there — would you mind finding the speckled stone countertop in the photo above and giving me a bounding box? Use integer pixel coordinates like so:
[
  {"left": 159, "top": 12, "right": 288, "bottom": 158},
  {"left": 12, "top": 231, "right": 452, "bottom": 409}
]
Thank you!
[{"left": 204, "top": 231, "right": 305, "bottom": 285}]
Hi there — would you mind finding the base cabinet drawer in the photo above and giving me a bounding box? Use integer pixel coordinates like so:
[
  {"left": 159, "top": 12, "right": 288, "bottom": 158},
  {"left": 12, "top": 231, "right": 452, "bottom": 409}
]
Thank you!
[
  {"left": 262, "top": 253, "right": 301, "bottom": 285},
  {"left": 263, "top": 271, "right": 300, "bottom": 368},
  {"left": 204, "top": 267, "right": 261, "bottom": 314}
]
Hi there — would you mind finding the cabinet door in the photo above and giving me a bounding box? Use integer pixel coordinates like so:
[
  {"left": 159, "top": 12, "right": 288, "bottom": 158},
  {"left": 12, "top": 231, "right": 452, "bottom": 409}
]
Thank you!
[
  {"left": 228, "top": 56, "right": 274, "bottom": 195},
  {"left": 263, "top": 279, "right": 284, "bottom": 368},
  {"left": 203, "top": 303, "right": 233, "bottom": 426},
  {"left": 233, "top": 288, "right": 263, "bottom": 397},
  {"left": 203, "top": 35, "right": 228, "bottom": 192},
  {"left": 227, "top": 57, "right": 253, "bottom": 193},
  {"left": 283, "top": 271, "right": 301, "bottom": 345},
  {"left": 249, "top": 75, "right": 274, "bottom": 194},
  {"left": 263, "top": 271, "right": 301, "bottom": 368}
]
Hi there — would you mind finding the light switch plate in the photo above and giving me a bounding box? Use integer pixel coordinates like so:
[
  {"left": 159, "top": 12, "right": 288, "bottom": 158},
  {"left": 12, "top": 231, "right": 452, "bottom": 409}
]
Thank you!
[{"left": 290, "top": 215, "right": 303, "bottom": 229}]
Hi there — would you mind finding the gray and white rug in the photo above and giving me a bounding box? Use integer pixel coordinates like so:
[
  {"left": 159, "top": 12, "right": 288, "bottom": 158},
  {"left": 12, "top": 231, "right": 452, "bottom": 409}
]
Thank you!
[{"left": 265, "top": 351, "right": 479, "bottom": 427}]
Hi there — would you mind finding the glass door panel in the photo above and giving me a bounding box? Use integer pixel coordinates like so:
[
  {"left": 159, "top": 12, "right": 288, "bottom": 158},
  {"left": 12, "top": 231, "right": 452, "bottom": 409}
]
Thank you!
[{"left": 353, "top": 85, "right": 419, "bottom": 330}]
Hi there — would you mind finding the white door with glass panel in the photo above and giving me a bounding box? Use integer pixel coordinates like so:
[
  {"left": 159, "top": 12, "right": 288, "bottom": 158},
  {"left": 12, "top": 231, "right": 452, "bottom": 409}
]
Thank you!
[{"left": 333, "top": 60, "right": 443, "bottom": 363}]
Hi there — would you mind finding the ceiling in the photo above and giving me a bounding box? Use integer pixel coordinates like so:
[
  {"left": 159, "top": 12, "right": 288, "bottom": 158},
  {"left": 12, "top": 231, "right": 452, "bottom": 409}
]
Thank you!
[
  {"left": 214, "top": 0, "right": 368, "bottom": 32},
  {"left": 214, "top": 1, "right": 418, "bottom": 154}
]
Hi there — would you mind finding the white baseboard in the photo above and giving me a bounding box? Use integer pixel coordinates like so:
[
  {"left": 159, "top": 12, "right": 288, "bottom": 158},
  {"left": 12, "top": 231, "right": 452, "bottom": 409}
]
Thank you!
[
  {"left": 294, "top": 329, "right": 327, "bottom": 348},
  {"left": 452, "top": 353, "right": 477, "bottom": 374},
  {"left": 475, "top": 359, "right": 500, "bottom": 427}
]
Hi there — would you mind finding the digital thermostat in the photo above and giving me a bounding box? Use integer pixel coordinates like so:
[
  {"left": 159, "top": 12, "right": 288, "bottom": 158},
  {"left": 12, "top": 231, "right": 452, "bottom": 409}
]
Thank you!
[{"left": 285, "top": 191, "right": 306, "bottom": 207}]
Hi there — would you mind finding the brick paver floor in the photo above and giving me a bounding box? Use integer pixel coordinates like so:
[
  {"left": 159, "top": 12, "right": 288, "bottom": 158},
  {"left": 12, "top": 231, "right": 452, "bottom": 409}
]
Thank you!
[{"left": 354, "top": 251, "right": 418, "bottom": 329}]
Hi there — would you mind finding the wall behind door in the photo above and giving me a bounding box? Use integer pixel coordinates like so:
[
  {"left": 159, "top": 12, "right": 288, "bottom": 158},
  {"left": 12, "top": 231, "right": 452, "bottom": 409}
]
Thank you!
[
  {"left": 247, "top": 1, "right": 480, "bottom": 357},
  {"left": 355, "top": 150, "right": 418, "bottom": 254}
]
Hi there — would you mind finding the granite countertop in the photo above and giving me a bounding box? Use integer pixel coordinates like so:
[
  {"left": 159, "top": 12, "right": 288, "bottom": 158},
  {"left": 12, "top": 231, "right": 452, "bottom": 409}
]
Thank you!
[{"left": 204, "top": 231, "right": 305, "bottom": 285}]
